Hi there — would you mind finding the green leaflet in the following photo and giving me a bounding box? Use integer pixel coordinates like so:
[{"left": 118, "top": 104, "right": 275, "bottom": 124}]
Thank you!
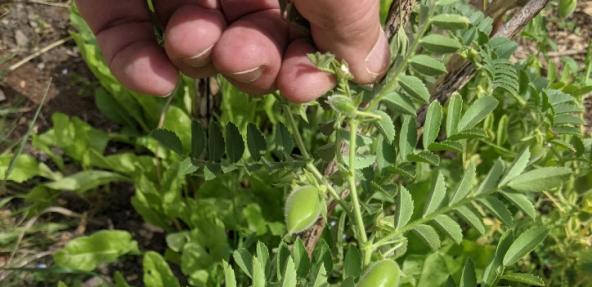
[
  {"left": 457, "top": 96, "right": 499, "bottom": 131},
  {"left": 225, "top": 123, "right": 245, "bottom": 163},
  {"left": 419, "top": 34, "right": 462, "bottom": 53},
  {"left": 480, "top": 196, "right": 513, "bottom": 226},
  {"left": 446, "top": 94, "right": 463, "bottom": 136},
  {"left": 191, "top": 120, "right": 206, "bottom": 158},
  {"left": 449, "top": 163, "right": 475, "bottom": 204},
  {"left": 424, "top": 172, "right": 447, "bottom": 215},
  {"left": 412, "top": 224, "right": 441, "bottom": 250},
  {"left": 499, "top": 148, "right": 530, "bottom": 186},
  {"left": 456, "top": 206, "right": 485, "bottom": 234},
  {"left": 507, "top": 167, "right": 571, "bottom": 192},
  {"left": 501, "top": 192, "right": 536, "bottom": 218},
  {"left": 500, "top": 273, "right": 545, "bottom": 286},
  {"left": 475, "top": 159, "right": 504, "bottom": 194},
  {"left": 399, "top": 115, "right": 417, "bottom": 161},
  {"left": 247, "top": 123, "right": 266, "bottom": 161},
  {"left": 409, "top": 55, "right": 447, "bottom": 76},
  {"left": 151, "top": 129, "right": 184, "bottom": 155},
  {"left": 423, "top": 101, "right": 442, "bottom": 149},
  {"left": 503, "top": 226, "right": 548, "bottom": 266},
  {"left": 374, "top": 110, "right": 396, "bottom": 143},
  {"left": 398, "top": 75, "right": 430, "bottom": 103},
  {"left": 431, "top": 14, "right": 470, "bottom": 30},
  {"left": 432, "top": 215, "right": 463, "bottom": 244},
  {"left": 396, "top": 186, "right": 414, "bottom": 228},
  {"left": 223, "top": 261, "right": 237, "bottom": 287},
  {"left": 459, "top": 259, "right": 476, "bottom": 287}
]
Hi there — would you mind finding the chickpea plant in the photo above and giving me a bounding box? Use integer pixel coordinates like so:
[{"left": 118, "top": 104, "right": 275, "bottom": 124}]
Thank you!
[{"left": 7, "top": 0, "right": 591, "bottom": 286}]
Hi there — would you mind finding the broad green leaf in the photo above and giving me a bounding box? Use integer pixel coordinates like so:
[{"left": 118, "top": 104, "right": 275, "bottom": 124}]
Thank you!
[
  {"left": 282, "top": 257, "right": 297, "bottom": 287},
  {"left": 343, "top": 154, "right": 376, "bottom": 169},
  {"left": 503, "top": 226, "right": 548, "bottom": 266},
  {"left": 223, "top": 261, "right": 237, "bottom": 287},
  {"left": 191, "top": 120, "right": 206, "bottom": 158},
  {"left": 424, "top": 172, "right": 447, "bottom": 215},
  {"left": 446, "top": 94, "right": 463, "bottom": 136},
  {"left": 398, "top": 75, "right": 430, "bottom": 103},
  {"left": 419, "top": 34, "right": 462, "bottom": 53},
  {"left": 396, "top": 186, "right": 414, "bottom": 228},
  {"left": 252, "top": 257, "right": 266, "bottom": 287},
  {"left": 423, "top": 101, "right": 442, "bottom": 148},
  {"left": 412, "top": 224, "right": 441, "bottom": 250},
  {"left": 399, "top": 115, "right": 417, "bottom": 161},
  {"left": 502, "top": 192, "right": 536, "bottom": 218},
  {"left": 247, "top": 123, "right": 266, "bottom": 161},
  {"left": 480, "top": 196, "right": 513, "bottom": 226},
  {"left": 383, "top": 92, "right": 417, "bottom": 115},
  {"left": 456, "top": 206, "right": 485, "bottom": 234},
  {"left": 54, "top": 230, "right": 138, "bottom": 272},
  {"left": 208, "top": 122, "right": 225, "bottom": 161},
  {"left": 500, "top": 272, "right": 545, "bottom": 286},
  {"left": 499, "top": 148, "right": 530, "bottom": 186},
  {"left": 507, "top": 167, "right": 571, "bottom": 192},
  {"left": 408, "top": 150, "right": 440, "bottom": 166},
  {"left": 1, "top": 154, "right": 54, "bottom": 183},
  {"left": 459, "top": 259, "right": 476, "bottom": 287},
  {"left": 475, "top": 159, "right": 504, "bottom": 194},
  {"left": 432, "top": 215, "right": 463, "bottom": 244},
  {"left": 409, "top": 55, "right": 447, "bottom": 76},
  {"left": 151, "top": 129, "right": 184, "bottom": 155},
  {"left": 374, "top": 110, "right": 396, "bottom": 143},
  {"left": 225, "top": 123, "right": 245, "bottom": 163},
  {"left": 344, "top": 246, "right": 362, "bottom": 279},
  {"left": 233, "top": 248, "right": 253, "bottom": 278},
  {"left": 143, "top": 251, "right": 180, "bottom": 287},
  {"left": 45, "top": 170, "right": 127, "bottom": 192},
  {"left": 558, "top": 0, "right": 577, "bottom": 18},
  {"left": 449, "top": 163, "right": 475, "bottom": 204},
  {"left": 457, "top": 96, "right": 499, "bottom": 131},
  {"left": 431, "top": 14, "right": 470, "bottom": 30}
]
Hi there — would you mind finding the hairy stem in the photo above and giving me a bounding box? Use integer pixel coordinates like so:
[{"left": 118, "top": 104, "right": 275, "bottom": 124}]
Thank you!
[{"left": 347, "top": 119, "right": 371, "bottom": 264}]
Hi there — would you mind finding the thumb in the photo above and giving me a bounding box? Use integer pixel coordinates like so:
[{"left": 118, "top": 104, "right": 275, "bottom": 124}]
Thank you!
[{"left": 293, "top": 0, "right": 389, "bottom": 84}]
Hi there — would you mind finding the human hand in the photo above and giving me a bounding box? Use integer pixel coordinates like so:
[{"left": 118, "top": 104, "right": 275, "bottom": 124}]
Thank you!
[{"left": 75, "top": 0, "right": 390, "bottom": 102}]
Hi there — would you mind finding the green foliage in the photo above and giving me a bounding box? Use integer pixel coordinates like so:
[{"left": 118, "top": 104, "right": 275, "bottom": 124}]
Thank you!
[{"left": 53, "top": 230, "right": 139, "bottom": 272}]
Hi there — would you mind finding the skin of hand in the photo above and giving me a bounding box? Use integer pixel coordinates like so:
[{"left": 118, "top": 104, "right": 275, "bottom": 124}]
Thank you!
[{"left": 75, "top": 0, "right": 390, "bottom": 102}]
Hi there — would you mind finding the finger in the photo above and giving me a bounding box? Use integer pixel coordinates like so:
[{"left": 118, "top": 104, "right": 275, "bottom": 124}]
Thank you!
[
  {"left": 162, "top": 5, "right": 226, "bottom": 78},
  {"left": 212, "top": 9, "right": 288, "bottom": 95},
  {"left": 75, "top": 0, "right": 178, "bottom": 96},
  {"left": 293, "top": 0, "right": 390, "bottom": 84},
  {"left": 219, "top": 0, "right": 279, "bottom": 22},
  {"left": 153, "top": 0, "right": 219, "bottom": 25},
  {"left": 278, "top": 39, "right": 336, "bottom": 102}
]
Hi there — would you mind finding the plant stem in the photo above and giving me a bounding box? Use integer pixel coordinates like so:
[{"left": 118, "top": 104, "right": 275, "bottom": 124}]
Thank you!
[
  {"left": 347, "top": 119, "right": 370, "bottom": 264},
  {"left": 284, "top": 106, "right": 346, "bottom": 208}
]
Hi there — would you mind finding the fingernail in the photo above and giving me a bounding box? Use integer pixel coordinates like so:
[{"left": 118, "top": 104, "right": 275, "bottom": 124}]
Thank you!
[
  {"left": 231, "top": 66, "right": 263, "bottom": 83},
  {"left": 365, "top": 31, "right": 390, "bottom": 78},
  {"left": 185, "top": 45, "right": 214, "bottom": 68}
]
